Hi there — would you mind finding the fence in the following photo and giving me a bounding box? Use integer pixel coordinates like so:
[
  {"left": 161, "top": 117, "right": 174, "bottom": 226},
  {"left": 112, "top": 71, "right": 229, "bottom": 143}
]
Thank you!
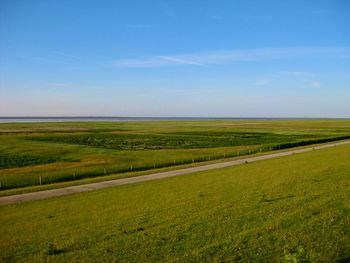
[{"left": 1, "top": 135, "right": 349, "bottom": 190}]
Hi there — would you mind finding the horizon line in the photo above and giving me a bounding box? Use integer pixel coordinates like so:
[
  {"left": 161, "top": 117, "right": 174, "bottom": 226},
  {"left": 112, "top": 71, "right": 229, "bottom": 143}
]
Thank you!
[{"left": 0, "top": 116, "right": 349, "bottom": 120}]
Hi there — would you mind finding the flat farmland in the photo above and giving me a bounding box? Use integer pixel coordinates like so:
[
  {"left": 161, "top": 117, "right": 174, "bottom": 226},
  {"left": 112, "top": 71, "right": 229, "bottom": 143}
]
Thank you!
[{"left": 1, "top": 120, "right": 350, "bottom": 191}]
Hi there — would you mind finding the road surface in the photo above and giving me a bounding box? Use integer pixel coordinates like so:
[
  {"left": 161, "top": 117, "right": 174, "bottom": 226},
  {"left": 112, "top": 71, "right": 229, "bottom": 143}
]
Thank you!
[{"left": 1, "top": 140, "right": 349, "bottom": 206}]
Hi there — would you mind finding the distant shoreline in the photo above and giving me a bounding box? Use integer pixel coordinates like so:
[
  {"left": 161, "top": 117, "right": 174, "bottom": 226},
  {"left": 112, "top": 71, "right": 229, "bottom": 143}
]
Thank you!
[{"left": 0, "top": 116, "right": 349, "bottom": 123}]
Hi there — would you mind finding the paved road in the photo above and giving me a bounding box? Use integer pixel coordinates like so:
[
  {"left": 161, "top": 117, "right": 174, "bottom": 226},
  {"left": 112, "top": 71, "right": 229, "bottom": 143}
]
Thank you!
[{"left": 1, "top": 140, "right": 350, "bottom": 206}]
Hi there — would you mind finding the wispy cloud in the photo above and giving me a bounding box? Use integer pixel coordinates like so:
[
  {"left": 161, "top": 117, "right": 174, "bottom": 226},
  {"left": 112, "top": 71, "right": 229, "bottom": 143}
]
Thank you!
[
  {"left": 19, "top": 52, "right": 84, "bottom": 67},
  {"left": 123, "top": 24, "right": 153, "bottom": 29},
  {"left": 278, "top": 71, "right": 314, "bottom": 76},
  {"left": 112, "top": 47, "right": 350, "bottom": 68},
  {"left": 210, "top": 14, "right": 272, "bottom": 21},
  {"left": 19, "top": 55, "right": 71, "bottom": 64},
  {"left": 158, "top": 56, "right": 204, "bottom": 66},
  {"left": 231, "top": 15, "right": 273, "bottom": 21},
  {"left": 254, "top": 80, "right": 270, "bottom": 86},
  {"left": 210, "top": 15, "right": 224, "bottom": 20},
  {"left": 48, "top": 82, "right": 72, "bottom": 87},
  {"left": 52, "top": 51, "right": 81, "bottom": 60},
  {"left": 310, "top": 81, "right": 321, "bottom": 88}
]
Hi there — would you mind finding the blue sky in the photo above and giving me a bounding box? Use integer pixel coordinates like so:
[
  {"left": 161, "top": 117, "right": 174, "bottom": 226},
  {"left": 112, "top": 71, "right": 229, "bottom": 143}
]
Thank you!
[{"left": 0, "top": 0, "right": 349, "bottom": 117}]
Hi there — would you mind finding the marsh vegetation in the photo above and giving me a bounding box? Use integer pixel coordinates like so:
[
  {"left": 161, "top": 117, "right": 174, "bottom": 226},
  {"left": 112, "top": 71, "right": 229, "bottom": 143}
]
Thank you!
[{"left": 1, "top": 120, "right": 349, "bottom": 191}]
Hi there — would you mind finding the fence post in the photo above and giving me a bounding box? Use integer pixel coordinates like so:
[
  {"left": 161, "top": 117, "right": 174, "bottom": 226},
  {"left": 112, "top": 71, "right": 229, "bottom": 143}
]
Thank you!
[
  {"left": 39, "top": 176, "right": 42, "bottom": 185},
  {"left": 130, "top": 165, "right": 133, "bottom": 172},
  {"left": 192, "top": 157, "right": 194, "bottom": 163},
  {"left": 174, "top": 160, "right": 176, "bottom": 165},
  {"left": 104, "top": 168, "right": 107, "bottom": 175},
  {"left": 73, "top": 171, "right": 76, "bottom": 179},
  {"left": 224, "top": 153, "right": 226, "bottom": 158}
]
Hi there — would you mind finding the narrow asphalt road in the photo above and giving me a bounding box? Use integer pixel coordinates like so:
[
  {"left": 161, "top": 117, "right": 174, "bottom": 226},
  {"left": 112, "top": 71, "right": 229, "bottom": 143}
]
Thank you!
[{"left": 1, "top": 140, "right": 349, "bottom": 206}]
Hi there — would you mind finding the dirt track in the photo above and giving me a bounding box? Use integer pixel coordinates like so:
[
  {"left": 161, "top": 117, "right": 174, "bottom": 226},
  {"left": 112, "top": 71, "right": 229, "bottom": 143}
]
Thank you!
[{"left": 1, "top": 140, "right": 349, "bottom": 206}]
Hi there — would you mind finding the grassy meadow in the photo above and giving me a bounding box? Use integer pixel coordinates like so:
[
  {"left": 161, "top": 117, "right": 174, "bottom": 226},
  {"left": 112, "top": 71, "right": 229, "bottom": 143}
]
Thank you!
[
  {"left": 1, "top": 119, "right": 350, "bottom": 191},
  {"left": 1, "top": 141, "right": 349, "bottom": 262}
]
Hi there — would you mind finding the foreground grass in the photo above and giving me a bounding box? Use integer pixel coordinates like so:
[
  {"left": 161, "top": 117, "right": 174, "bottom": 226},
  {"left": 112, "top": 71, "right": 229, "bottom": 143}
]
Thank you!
[{"left": 1, "top": 144, "right": 350, "bottom": 262}]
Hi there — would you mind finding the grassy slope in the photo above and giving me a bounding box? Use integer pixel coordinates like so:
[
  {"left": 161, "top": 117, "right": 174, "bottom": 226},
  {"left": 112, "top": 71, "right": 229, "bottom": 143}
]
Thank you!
[{"left": 1, "top": 144, "right": 349, "bottom": 262}]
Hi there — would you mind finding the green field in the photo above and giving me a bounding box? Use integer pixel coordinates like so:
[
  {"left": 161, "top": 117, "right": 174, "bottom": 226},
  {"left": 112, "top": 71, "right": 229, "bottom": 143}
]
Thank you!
[
  {"left": 1, "top": 120, "right": 350, "bottom": 191},
  {"left": 1, "top": 141, "right": 349, "bottom": 262}
]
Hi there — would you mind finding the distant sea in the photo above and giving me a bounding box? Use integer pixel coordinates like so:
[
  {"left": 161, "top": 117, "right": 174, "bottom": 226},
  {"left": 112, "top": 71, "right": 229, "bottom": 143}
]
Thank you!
[
  {"left": 0, "top": 117, "right": 348, "bottom": 123},
  {"left": 0, "top": 116, "right": 274, "bottom": 123},
  {"left": 0, "top": 117, "right": 175, "bottom": 123}
]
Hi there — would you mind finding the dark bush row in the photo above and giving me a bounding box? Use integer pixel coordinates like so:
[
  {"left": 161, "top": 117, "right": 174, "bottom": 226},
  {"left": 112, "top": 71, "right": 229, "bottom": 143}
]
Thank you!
[
  {"left": 27, "top": 132, "right": 319, "bottom": 151},
  {"left": 0, "top": 153, "right": 73, "bottom": 169},
  {"left": 274, "top": 135, "right": 350, "bottom": 150}
]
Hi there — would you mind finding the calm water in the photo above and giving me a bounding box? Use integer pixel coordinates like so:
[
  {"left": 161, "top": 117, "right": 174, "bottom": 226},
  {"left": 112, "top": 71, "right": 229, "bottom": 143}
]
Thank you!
[
  {"left": 0, "top": 117, "right": 179, "bottom": 123},
  {"left": 0, "top": 117, "right": 244, "bottom": 123},
  {"left": 0, "top": 117, "right": 344, "bottom": 123}
]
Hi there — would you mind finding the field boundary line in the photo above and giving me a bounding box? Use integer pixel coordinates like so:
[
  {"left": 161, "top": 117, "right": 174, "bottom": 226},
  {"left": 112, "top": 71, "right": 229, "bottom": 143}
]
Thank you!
[{"left": 1, "top": 140, "right": 350, "bottom": 206}]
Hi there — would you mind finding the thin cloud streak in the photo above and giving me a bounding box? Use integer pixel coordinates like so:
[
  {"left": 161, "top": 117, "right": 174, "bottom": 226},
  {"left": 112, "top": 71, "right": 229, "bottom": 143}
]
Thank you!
[
  {"left": 278, "top": 71, "right": 314, "bottom": 76},
  {"left": 231, "top": 14, "right": 273, "bottom": 21},
  {"left": 112, "top": 47, "right": 350, "bottom": 68},
  {"left": 210, "top": 15, "right": 225, "bottom": 20},
  {"left": 123, "top": 24, "right": 153, "bottom": 29},
  {"left": 19, "top": 56, "right": 71, "bottom": 65},
  {"left": 158, "top": 56, "right": 204, "bottom": 66},
  {"left": 310, "top": 81, "right": 322, "bottom": 88},
  {"left": 52, "top": 51, "right": 81, "bottom": 60},
  {"left": 48, "top": 82, "right": 72, "bottom": 87}
]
